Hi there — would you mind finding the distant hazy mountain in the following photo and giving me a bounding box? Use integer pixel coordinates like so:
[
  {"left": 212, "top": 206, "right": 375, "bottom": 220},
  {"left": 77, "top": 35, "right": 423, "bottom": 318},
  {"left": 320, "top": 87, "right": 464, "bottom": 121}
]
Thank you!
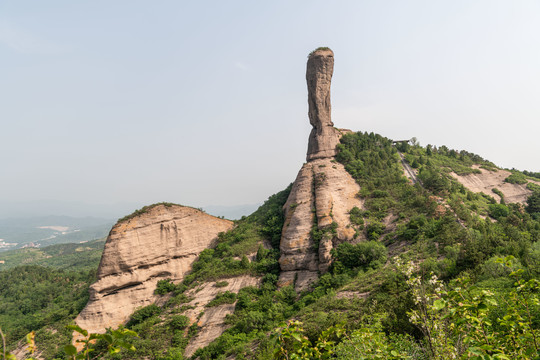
[
  {"left": 0, "top": 199, "right": 145, "bottom": 219},
  {"left": 0, "top": 200, "right": 261, "bottom": 221}
]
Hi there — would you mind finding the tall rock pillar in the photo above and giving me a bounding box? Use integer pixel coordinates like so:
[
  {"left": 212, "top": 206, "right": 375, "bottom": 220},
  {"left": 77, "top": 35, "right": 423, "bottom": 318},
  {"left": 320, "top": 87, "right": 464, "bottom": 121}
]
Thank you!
[
  {"left": 306, "top": 48, "right": 340, "bottom": 161},
  {"left": 279, "top": 48, "right": 364, "bottom": 291}
]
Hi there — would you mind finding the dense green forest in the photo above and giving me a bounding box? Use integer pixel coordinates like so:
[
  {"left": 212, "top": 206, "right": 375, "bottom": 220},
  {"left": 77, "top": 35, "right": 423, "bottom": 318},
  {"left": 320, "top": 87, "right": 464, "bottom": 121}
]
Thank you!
[
  {"left": 0, "top": 266, "right": 97, "bottom": 358},
  {"left": 0, "top": 240, "right": 105, "bottom": 358},
  {"left": 2, "top": 131, "right": 540, "bottom": 359},
  {"left": 182, "top": 132, "right": 538, "bottom": 359},
  {"left": 0, "top": 238, "right": 105, "bottom": 271}
]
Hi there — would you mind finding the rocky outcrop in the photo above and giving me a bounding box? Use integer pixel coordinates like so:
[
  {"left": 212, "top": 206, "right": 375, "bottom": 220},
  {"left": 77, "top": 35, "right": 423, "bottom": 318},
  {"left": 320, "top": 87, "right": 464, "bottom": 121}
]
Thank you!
[
  {"left": 450, "top": 165, "right": 538, "bottom": 204},
  {"left": 75, "top": 204, "right": 233, "bottom": 337},
  {"left": 306, "top": 48, "right": 341, "bottom": 161},
  {"left": 278, "top": 159, "right": 363, "bottom": 290},
  {"left": 279, "top": 49, "right": 364, "bottom": 291}
]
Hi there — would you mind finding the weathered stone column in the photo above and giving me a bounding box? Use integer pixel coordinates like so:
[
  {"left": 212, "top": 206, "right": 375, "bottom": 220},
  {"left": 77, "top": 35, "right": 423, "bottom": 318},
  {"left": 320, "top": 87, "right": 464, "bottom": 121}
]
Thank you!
[
  {"left": 279, "top": 49, "right": 363, "bottom": 291},
  {"left": 306, "top": 48, "right": 340, "bottom": 161}
]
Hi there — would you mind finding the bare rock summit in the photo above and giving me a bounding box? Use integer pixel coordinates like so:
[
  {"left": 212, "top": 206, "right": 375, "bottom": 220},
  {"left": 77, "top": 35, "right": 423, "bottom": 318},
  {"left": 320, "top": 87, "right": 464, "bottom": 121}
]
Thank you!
[{"left": 75, "top": 204, "right": 233, "bottom": 338}]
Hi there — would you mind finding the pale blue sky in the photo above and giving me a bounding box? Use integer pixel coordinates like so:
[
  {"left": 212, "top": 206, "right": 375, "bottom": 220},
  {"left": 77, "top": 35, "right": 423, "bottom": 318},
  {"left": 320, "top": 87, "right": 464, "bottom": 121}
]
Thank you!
[{"left": 1, "top": 1, "right": 539, "bottom": 214}]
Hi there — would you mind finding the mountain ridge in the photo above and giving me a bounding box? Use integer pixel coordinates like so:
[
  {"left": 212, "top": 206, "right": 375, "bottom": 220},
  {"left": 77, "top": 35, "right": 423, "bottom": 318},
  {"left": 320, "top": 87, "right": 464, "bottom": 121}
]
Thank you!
[{"left": 4, "top": 48, "right": 540, "bottom": 360}]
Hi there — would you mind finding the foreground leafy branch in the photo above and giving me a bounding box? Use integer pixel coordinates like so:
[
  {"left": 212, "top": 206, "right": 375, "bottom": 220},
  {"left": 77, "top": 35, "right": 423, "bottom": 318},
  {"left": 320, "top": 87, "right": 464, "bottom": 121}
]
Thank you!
[
  {"left": 0, "top": 328, "right": 36, "bottom": 360},
  {"left": 273, "top": 320, "right": 344, "bottom": 359},
  {"left": 65, "top": 325, "right": 138, "bottom": 360},
  {"left": 397, "top": 256, "right": 540, "bottom": 360},
  {"left": 0, "top": 325, "right": 137, "bottom": 360}
]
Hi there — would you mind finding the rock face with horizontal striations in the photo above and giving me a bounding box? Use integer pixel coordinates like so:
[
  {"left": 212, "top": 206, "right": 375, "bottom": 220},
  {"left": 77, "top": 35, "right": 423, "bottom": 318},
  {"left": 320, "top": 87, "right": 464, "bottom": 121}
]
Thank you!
[
  {"left": 279, "top": 49, "right": 364, "bottom": 291},
  {"left": 75, "top": 204, "right": 234, "bottom": 337}
]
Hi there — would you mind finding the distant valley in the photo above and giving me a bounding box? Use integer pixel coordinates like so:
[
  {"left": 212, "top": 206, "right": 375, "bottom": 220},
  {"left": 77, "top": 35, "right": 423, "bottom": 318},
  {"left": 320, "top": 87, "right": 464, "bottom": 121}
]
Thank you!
[
  {"left": 0, "top": 216, "right": 113, "bottom": 252},
  {"left": 0, "top": 237, "right": 105, "bottom": 271},
  {"left": 0, "top": 204, "right": 261, "bottom": 254}
]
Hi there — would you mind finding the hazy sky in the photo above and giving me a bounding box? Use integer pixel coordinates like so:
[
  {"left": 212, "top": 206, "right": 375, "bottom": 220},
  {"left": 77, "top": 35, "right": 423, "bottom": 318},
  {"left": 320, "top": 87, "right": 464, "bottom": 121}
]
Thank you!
[{"left": 1, "top": 1, "right": 539, "bottom": 214}]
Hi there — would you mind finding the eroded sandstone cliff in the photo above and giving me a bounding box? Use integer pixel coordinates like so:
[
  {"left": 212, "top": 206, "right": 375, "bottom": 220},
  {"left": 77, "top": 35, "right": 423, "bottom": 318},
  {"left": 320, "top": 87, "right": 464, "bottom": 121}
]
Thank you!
[
  {"left": 279, "top": 49, "right": 364, "bottom": 291},
  {"left": 75, "top": 204, "right": 233, "bottom": 336}
]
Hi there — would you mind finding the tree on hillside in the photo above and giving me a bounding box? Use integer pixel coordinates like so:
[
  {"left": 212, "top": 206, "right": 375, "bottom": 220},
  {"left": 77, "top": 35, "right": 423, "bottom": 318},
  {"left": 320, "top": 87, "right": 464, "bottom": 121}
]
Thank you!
[{"left": 526, "top": 191, "right": 540, "bottom": 215}]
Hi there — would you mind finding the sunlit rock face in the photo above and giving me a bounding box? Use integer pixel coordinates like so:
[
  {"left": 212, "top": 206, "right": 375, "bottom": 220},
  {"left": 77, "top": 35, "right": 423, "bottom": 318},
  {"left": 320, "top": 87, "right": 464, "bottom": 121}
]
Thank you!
[
  {"left": 75, "top": 204, "right": 233, "bottom": 336},
  {"left": 306, "top": 48, "right": 341, "bottom": 161},
  {"left": 279, "top": 49, "right": 364, "bottom": 291}
]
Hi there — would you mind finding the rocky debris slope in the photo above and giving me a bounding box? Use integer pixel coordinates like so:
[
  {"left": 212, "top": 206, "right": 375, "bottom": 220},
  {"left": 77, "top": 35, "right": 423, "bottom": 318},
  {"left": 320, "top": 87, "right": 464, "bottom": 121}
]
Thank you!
[
  {"left": 279, "top": 49, "right": 363, "bottom": 291},
  {"left": 75, "top": 204, "right": 233, "bottom": 336},
  {"left": 181, "top": 275, "right": 261, "bottom": 357},
  {"left": 450, "top": 165, "right": 538, "bottom": 204}
]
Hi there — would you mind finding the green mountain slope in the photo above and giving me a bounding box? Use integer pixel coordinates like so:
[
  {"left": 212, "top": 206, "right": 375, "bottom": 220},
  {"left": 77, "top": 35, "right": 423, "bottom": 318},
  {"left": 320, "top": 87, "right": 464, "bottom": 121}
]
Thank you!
[
  {"left": 69, "top": 132, "right": 537, "bottom": 360},
  {"left": 2, "top": 131, "right": 540, "bottom": 359}
]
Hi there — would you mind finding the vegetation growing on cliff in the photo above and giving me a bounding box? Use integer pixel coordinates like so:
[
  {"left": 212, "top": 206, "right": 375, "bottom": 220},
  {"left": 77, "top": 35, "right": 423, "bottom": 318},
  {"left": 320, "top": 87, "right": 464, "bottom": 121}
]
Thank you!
[
  {"left": 2, "top": 131, "right": 540, "bottom": 359},
  {"left": 115, "top": 202, "right": 182, "bottom": 224},
  {"left": 185, "top": 132, "right": 540, "bottom": 359},
  {"left": 505, "top": 172, "right": 528, "bottom": 184},
  {"left": 90, "top": 186, "right": 293, "bottom": 359},
  {"left": 281, "top": 131, "right": 540, "bottom": 359}
]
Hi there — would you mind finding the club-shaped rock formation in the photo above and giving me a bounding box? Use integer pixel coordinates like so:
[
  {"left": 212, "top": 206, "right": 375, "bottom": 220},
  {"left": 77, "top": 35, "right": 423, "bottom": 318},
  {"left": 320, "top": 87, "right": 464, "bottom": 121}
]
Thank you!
[
  {"left": 306, "top": 48, "right": 341, "bottom": 161},
  {"left": 278, "top": 48, "right": 364, "bottom": 291},
  {"left": 72, "top": 48, "right": 365, "bottom": 355}
]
